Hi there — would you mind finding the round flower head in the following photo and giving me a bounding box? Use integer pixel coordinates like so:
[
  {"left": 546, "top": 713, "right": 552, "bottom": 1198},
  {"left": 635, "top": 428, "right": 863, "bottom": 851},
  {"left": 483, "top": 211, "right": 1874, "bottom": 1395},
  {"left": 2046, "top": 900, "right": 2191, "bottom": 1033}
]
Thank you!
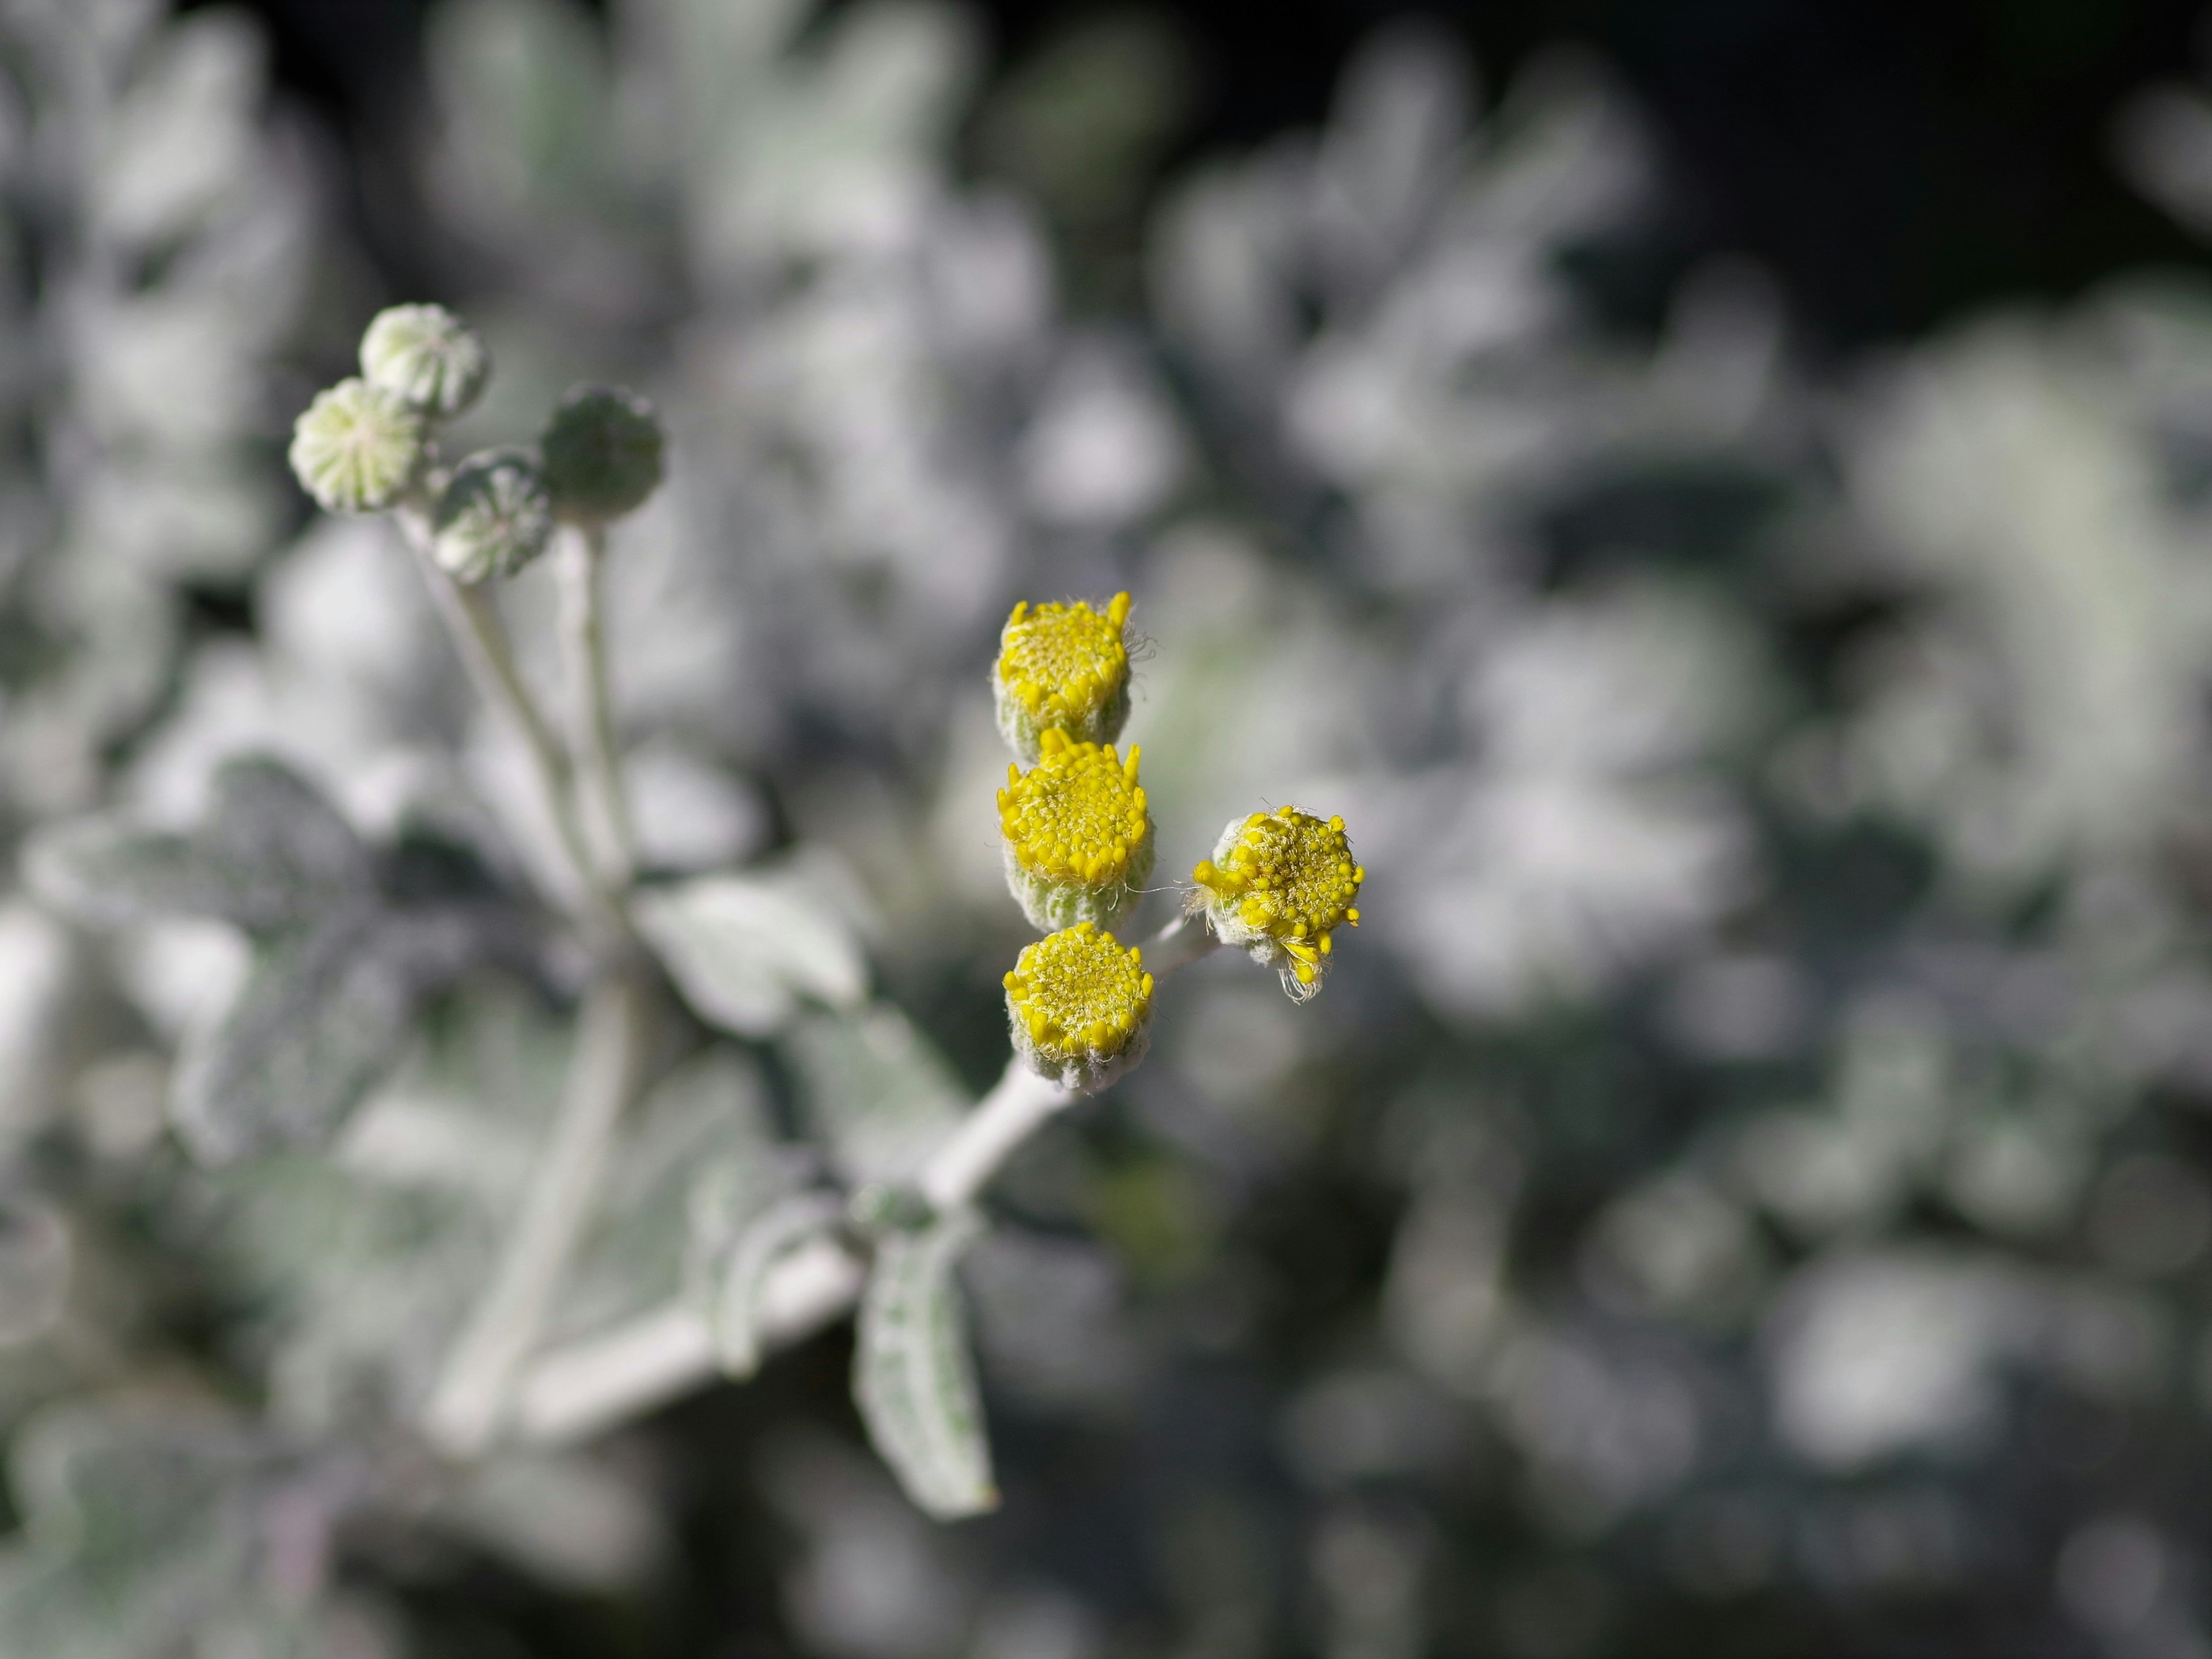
[
  {"left": 992, "top": 593, "right": 1134, "bottom": 763},
  {"left": 431, "top": 448, "right": 554, "bottom": 583},
  {"left": 1005, "top": 923, "right": 1156, "bottom": 1093},
  {"left": 288, "top": 378, "right": 425, "bottom": 514},
  {"left": 539, "top": 383, "right": 666, "bottom": 524},
  {"left": 999, "top": 728, "right": 1155, "bottom": 931},
  {"left": 1190, "top": 807, "right": 1362, "bottom": 1000},
  {"left": 360, "top": 303, "right": 491, "bottom": 421}
]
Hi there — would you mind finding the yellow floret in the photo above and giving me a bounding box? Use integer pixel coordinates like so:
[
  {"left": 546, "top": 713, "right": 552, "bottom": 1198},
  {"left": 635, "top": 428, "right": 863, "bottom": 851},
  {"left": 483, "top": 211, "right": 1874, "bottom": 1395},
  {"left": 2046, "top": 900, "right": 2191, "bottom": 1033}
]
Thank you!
[
  {"left": 1001, "top": 729, "right": 1152, "bottom": 884},
  {"left": 992, "top": 593, "right": 1134, "bottom": 760},
  {"left": 1190, "top": 808, "right": 1362, "bottom": 999},
  {"left": 1004, "top": 922, "right": 1156, "bottom": 1091}
]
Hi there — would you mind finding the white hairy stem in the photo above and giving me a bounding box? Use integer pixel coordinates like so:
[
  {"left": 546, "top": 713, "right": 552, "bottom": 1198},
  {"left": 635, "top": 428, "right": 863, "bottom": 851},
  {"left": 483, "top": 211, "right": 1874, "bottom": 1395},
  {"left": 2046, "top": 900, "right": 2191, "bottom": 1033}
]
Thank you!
[
  {"left": 555, "top": 525, "right": 637, "bottom": 888},
  {"left": 509, "top": 915, "right": 1221, "bottom": 1445},
  {"left": 396, "top": 512, "right": 627, "bottom": 944},
  {"left": 422, "top": 971, "right": 656, "bottom": 1457}
]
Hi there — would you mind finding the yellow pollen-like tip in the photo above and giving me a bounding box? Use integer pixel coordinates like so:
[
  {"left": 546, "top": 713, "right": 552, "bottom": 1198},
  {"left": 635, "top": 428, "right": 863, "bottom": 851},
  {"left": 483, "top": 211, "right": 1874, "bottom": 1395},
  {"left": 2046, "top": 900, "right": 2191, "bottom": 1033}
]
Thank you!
[
  {"left": 1001, "top": 727, "right": 1156, "bottom": 889},
  {"left": 1198, "top": 805, "right": 1364, "bottom": 980},
  {"left": 994, "top": 594, "right": 1135, "bottom": 738},
  {"left": 1005, "top": 923, "right": 1153, "bottom": 1066}
]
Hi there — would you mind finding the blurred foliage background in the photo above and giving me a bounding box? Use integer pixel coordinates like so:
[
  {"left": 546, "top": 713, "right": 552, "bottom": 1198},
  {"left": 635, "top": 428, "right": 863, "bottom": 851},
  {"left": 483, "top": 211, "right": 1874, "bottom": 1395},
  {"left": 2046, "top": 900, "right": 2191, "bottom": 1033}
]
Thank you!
[{"left": 12, "top": 0, "right": 2212, "bottom": 1654}]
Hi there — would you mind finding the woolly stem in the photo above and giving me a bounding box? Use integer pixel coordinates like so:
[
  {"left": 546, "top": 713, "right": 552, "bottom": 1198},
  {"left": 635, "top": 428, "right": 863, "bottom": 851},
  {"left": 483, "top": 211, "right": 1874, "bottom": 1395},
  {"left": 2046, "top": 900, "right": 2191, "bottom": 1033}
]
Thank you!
[
  {"left": 422, "top": 969, "right": 656, "bottom": 1457},
  {"left": 555, "top": 524, "right": 637, "bottom": 887}
]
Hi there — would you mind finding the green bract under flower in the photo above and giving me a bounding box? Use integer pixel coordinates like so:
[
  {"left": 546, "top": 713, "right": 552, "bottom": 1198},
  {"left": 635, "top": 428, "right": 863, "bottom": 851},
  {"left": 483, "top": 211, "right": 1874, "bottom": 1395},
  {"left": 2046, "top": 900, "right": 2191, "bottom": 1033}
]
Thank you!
[
  {"left": 540, "top": 384, "right": 666, "bottom": 524},
  {"left": 991, "top": 593, "right": 1132, "bottom": 762},
  {"left": 1190, "top": 806, "right": 1362, "bottom": 999},
  {"left": 361, "top": 303, "right": 491, "bottom": 421},
  {"left": 998, "top": 728, "right": 1154, "bottom": 931},
  {"left": 1004, "top": 922, "right": 1154, "bottom": 1093},
  {"left": 288, "top": 378, "right": 425, "bottom": 514},
  {"left": 432, "top": 448, "right": 554, "bottom": 583}
]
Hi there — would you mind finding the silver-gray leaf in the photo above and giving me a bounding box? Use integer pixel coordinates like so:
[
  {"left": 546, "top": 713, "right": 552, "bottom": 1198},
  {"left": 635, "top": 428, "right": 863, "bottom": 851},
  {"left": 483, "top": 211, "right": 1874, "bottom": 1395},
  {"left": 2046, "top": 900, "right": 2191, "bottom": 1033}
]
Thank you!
[
  {"left": 171, "top": 906, "right": 484, "bottom": 1165},
  {"left": 853, "top": 1210, "right": 997, "bottom": 1521}
]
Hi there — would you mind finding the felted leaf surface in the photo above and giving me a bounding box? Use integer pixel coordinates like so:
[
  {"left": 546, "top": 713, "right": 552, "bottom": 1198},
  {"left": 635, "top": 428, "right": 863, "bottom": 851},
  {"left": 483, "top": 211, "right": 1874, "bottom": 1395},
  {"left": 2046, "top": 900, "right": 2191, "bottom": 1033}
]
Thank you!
[
  {"left": 783, "top": 1003, "right": 968, "bottom": 1185},
  {"left": 171, "top": 903, "right": 486, "bottom": 1164},
  {"left": 701, "top": 1190, "right": 843, "bottom": 1377},
  {"left": 854, "top": 1210, "right": 997, "bottom": 1521},
  {"left": 632, "top": 869, "right": 866, "bottom": 1038},
  {"left": 552, "top": 1047, "right": 785, "bottom": 1346},
  {"left": 218, "top": 979, "right": 570, "bottom": 1430},
  {"left": 0, "top": 1404, "right": 283, "bottom": 1659},
  {"left": 25, "top": 756, "right": 373, "bottom": 934}
]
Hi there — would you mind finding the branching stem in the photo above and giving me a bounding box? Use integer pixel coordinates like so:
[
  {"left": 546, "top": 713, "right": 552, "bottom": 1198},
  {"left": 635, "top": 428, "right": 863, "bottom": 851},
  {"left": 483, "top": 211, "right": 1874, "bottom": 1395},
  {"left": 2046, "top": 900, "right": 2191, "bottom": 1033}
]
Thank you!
[
  {"left": 396, "top": 510, "right": 628, "bottom": 946},
  {"left": 509, "top": 912, "right": 1225, "bottom": 1445},
  {"left": 422, "top": 969, "right": 656, "bottom": 1457},
  {"left": 555, "top": 525, "right": 637, "bottom": 887}
]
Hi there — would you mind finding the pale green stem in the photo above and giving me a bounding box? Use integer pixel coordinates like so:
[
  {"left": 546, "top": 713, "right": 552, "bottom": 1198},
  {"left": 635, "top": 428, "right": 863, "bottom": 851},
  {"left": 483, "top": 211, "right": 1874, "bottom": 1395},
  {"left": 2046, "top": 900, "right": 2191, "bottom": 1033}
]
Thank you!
[
  {"left": 510, "top": 913, "right": 1222, "bottom": 1445},
  {"left": 555, "top": 524, "right": 637, "bottom": 887},
  {"left": 422, "top": 969, "right": 656, "bottom": 1457},
  {"left": 396, "top": 510, "right": 628, "bottom": 946}
]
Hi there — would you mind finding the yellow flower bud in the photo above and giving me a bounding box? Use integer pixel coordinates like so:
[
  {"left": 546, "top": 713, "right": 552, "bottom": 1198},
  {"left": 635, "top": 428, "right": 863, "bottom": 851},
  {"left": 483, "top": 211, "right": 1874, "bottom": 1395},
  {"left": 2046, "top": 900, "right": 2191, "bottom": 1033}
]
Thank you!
[{"left": 1188, "top": 807, "right": 1362, "bottom": 1001}]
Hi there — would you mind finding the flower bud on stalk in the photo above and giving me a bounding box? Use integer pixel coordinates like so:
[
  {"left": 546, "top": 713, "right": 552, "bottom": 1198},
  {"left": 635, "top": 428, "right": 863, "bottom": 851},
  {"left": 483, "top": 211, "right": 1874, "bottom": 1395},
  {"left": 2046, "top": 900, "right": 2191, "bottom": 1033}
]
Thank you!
[
  {"left": 991, "top": 593, "right": 1134, "bottom": 763},
  {"left": 288, "top": 378, "right": 425, "bottom": 514},
  {"left": 540, "top": 384, "right": 666, "bottom": 525},
  {"left": 432, "top": 448, "right": 555, "bottom": 583},
  {"left": 1005, "top": 922, "right": 1156, "bottom": 1092},
  {"left": 1189, "top": 806, "right": 1362, "bottom": 1000},
  {"left": 361, "top": 303, "right": 491, "bottom": 421},
  {"left": 998, "top": 728, "right": 1154, "bottom": 931}
]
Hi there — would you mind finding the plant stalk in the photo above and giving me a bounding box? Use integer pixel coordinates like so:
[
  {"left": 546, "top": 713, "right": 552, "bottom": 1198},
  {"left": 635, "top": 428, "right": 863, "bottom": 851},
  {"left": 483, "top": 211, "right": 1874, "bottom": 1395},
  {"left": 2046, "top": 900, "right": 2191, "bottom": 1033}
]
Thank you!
[
  {"left": 509, "top": 916, "right": 1222, "bottom": 1445},
  {"left": 397, "top": 512, "right": 628, "bottom": 946},
  {"left": 555, "top": 524, "right": 637, "bottom": 887},
  {"left": 422, "top": 969, "right": 656, "bottom": 1457}
]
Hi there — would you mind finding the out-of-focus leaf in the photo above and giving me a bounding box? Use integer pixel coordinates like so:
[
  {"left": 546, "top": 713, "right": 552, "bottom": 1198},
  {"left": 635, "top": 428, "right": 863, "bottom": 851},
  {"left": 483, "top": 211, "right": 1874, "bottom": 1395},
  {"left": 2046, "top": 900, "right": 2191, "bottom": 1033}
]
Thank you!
[
  {"left": 0, "top": 1196, "right": 70, "bottom": 1347},
  {"left": 223, "top": 980, "right": 570, "bottom": 1431},
  {"left": 171, "top": 905, "right": 484, "bottom": 1164},
  {"left": 427, "top": 0, "right": 615, "bottom": 227},
  {"left": 554, "top": 1047, "right": 783, "bottom": 1345},
  {"left": 25, "top": 757, "right": 373, "bottom": 934},
  {"left": 0, "top": 1404, "right": 284, "bottom": 1659},
  {"left": 702, "top": 1190, "right": 844, "bottom": 1376},
  {"left": 783, "top": 1003, "right": 968, "bottom": 1185},
  {"left": 632, "top": 869, "right": 866, "bottom": 1038},
  {"left": 92, "top": 10, "right": 260, "bottom": 249},
  {"left": 853, "top": 1210, "right": 996, "bottom": 1521}
]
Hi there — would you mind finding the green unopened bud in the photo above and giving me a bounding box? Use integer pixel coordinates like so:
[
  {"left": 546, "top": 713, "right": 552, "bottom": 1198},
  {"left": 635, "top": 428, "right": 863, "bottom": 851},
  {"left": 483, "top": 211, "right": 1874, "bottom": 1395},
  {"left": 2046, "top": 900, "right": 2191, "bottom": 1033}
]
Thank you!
[
  {"left": 539, "top": 384, "right": 665, "bottom": 524},
  {"left": 1003, "top": 922, "right": 1154, "bottom": 1093},
  {"left": 360, "top": 303, "right": 491, "bottom": 421},
  {"left": 1188, "top": 806, "right": 1362, "bottom": 1001},
  {"left": 431, "top": 448, "right": 555, "bottom": 583},
  {"left": 289, "top": 378, "right": 425, "bottom": 514}
]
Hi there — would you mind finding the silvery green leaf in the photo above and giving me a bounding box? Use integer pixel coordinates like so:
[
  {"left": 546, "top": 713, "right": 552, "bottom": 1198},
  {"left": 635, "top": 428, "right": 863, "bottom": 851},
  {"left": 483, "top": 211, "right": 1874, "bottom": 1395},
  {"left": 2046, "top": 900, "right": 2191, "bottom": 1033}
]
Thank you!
[
  {"left": 25, "top": 757, "right": 372, "bottom": 934},
  {"left": 0, "top": 1404, "right": 281, "bottom": 1659},
  {"left": 632, "top": 869, "right": 866, "bottom": 1038},
  {"left": 171, "top": 904, "right": 483, "bottom": 1164},
  {"left": 703, "top": 1190, "right": 843, "bottom": 1377},
  {"left": 224, "top": 980, "right": 570, "bottom": 1430},
  {"left": 0, "top": 1195, "right": 70, "bottom": 1346},
  {"left": 553, "top": 1048, "right": 781, "bottom": 1346},
  {"left": 853, "top": 1210, "right": 997, "bottom": 1521},
  {"left": 427, "top": 0, "right": 615, "bottom": 226},
  {"left": 783, "top": 1004, "right": 968, "bottom": 1185}
]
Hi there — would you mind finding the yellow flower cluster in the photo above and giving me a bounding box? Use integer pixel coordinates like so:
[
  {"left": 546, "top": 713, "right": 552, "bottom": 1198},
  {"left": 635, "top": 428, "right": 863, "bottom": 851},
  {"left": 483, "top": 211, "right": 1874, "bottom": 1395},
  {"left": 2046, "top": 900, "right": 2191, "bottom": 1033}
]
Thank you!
[
  {"left": 998, "top": 728, "right": 1154, "bottom": 930},
  {"left": 992, "top": 593, "right": 1134, "bottom": 760},
  {"left": 1191, "top": 807, "right": 1363, "bottom": 996},
  {"left": 1003, "top": 922, "right": 1156, "bottom": 1091}
]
